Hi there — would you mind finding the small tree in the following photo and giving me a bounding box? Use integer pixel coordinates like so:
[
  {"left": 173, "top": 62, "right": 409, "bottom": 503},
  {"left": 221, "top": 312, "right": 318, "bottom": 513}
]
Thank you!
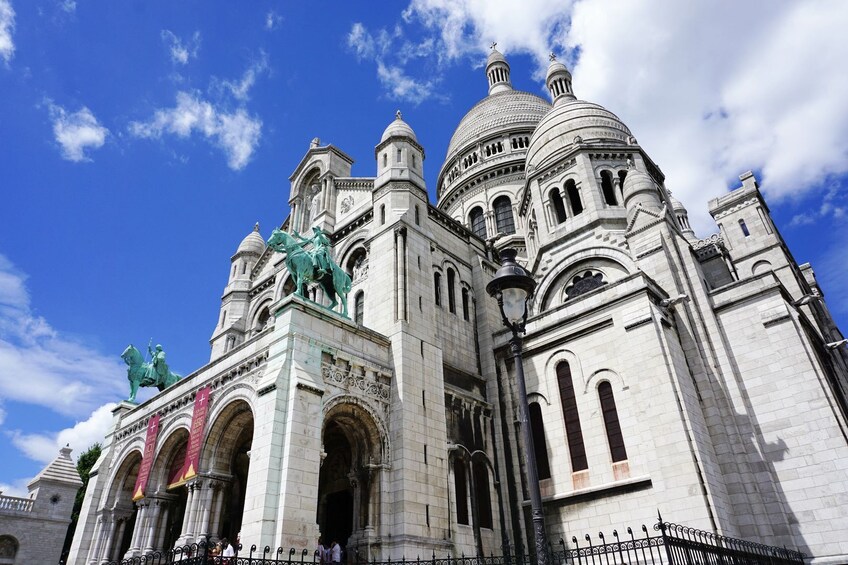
[{"left": 60, "top": 443, "right": 102, "bottom": 562}]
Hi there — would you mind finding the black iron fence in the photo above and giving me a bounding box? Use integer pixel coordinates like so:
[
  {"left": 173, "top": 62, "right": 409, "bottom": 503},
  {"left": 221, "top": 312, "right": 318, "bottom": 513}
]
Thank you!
[{"left": 99, "top": 518, "right": 805, "bottom": 565}]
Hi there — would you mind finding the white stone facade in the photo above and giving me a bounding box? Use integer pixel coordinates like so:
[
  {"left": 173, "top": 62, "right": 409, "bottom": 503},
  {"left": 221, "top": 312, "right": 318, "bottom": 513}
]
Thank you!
[{"left": 68, "top": 50, "right": 848, "bottom": 564}]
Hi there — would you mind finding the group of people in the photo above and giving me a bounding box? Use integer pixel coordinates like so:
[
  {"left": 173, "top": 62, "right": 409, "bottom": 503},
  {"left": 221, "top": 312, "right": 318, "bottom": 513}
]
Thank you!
[
  {"left": 207, "top": 535, "right": 237, "bottom": 563},
  {"left": 317, "top": 537, "right": 342, "bottom": 564}
]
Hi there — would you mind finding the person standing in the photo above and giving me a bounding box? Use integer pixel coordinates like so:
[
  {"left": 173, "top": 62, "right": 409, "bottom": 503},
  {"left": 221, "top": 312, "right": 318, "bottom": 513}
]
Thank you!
[
  {"left": 221, "top": 538, "right": 235, "bottom": 564},
  {"left": 317, "top": 537, "right": 327, "bottom": 564},
  {"left": 331, "top": 540, "right": 341, "bottom": 564}
]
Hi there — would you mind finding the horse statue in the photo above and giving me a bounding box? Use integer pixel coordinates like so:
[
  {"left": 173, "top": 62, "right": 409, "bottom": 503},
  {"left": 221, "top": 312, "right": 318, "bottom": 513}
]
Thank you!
[
  {"left": 121, "top": 344, "right": 181, "bottom": 403},
  {"left": 267, "top": 228, "right": 352, "bottom": 317}
]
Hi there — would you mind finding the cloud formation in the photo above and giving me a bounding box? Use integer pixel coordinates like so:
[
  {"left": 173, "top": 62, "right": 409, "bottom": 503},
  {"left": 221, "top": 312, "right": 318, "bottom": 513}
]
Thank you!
[
  {"left": 347, "top": 22, "right": 441, "bottom": 105},
  {"left": 0, "top": 0, "right": 15, "bottom": 64},
  {"left": 8, "top": 402, "right": 115, "bottom": 464},
  {"left": 129, "top": 91, "right": 262, "bottom": 170},
  {"left": 0, "top": 254, "right": 127, "bottom": 418},
  {"left": 47, "top": 103, "right": 109, "bottom": 162},
  {"left": 265, "top": 11, "right": 282, "bottom": 31},
  {"left": 216, "top": 52, "right": 269, "bottom": 102},
  {"left": 367, "top": 0, "right": 848, "bottom": 234},
  {"left": 161, "top": 30, "right": 201, "bottom": 65}
]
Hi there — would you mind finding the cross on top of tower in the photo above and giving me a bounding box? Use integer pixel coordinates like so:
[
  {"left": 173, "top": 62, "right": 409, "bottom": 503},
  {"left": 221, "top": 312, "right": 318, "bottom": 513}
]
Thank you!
[
  {"left": 490, "top": 41, "right": 497, "bottom": 50},
  {"left": 395, "top": 110, "right": 402, "bottom": 120},
  {"left": 549, "top": 52, "right": 557, "bottom": 62}
]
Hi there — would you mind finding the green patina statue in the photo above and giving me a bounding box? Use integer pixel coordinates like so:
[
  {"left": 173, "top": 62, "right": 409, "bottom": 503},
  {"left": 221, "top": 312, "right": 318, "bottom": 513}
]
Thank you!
[
  {"left": 267, "top": 227, "right": 352, "bottom": 317},
  {"left": 121, "top": 342, "right": 182, "bottom": 403}
]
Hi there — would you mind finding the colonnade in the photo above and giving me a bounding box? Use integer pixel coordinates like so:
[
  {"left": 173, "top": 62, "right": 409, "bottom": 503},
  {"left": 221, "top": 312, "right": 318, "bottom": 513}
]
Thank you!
[{"left": 87, "top": 476, "right": 230, "bottom": 564}]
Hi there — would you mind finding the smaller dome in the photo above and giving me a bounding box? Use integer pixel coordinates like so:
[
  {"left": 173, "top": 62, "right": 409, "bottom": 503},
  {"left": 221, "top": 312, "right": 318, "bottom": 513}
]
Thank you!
[
  {"left": 237, "top": 223, "right": 265, "bottom": 255},
  {"left": 621, "top": 169, "right": 656, "bottom": 200},
  {"left": 668, "top": 192, "right": 687, "bottom": 212},
  {"left": 547, "top": 58, "right": 568, "bottom": 77},
  {"left": 380, "top": 110, "right": 417, "bottom": 143},
  {"left": 487, "top": 47, "right": 506, "bottom": 66}
]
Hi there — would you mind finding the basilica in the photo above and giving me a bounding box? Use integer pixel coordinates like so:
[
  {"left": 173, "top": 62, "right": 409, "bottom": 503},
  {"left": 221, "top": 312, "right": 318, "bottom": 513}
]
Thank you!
[{"left": 68, "top": 49, "right": 848, "bottom": 564}]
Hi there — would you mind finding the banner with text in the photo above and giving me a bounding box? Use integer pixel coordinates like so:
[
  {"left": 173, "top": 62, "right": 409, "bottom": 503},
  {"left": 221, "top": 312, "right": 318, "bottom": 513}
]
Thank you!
[
  {"left": 168, "top": 385, "right": 211, "bottom": 489},
  {"left": 132, "top": 413, "right": 161, "bottom": 501}
]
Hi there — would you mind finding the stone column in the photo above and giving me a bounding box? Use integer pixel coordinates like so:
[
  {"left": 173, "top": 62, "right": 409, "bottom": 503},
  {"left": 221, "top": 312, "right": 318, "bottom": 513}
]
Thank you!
[
  {"left": 186, "top": 481, "right": 202, "bottom": 542},
  {"left": 97, "top": 513, "right": 117, "bottom": 564},
  {"left": 155, "top": 502, "right": 171, "bottom": 551},
  {"left": 111, "top": 517, "right": 128, "bottom": 562},
  {"left": 396, "top": 227, "right": 407, "bottom": 321},
  {"left": 142, "top": 498, "right": 162, "bottom": 553},
  {"left": 126, "top": 501, "right": 148, "bottom": 556},
  {"left": 198, "top": 479, "right": 216, "bottom": 538},
  {"left": 86, "top": 514, "right": 105, "bottom": 565},
  {"left": 179, "top": 484, "right": 196, "bottom": 543},
  {"left": 210, "top": 482, "right": 227, "bottom": 539}
]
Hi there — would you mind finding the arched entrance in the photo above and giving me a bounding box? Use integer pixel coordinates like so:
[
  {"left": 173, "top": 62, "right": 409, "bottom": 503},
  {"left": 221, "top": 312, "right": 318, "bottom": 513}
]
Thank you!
[
  {"left": 317, "top": 402, "right": 385, "bottom": 557},
  {"left": 200, "top": 399, "right": 254, "bottom": 542},
  {"left": 101, "top": 450, "right": 142, "bottom": 562},
  {"left": 154, "top": 428, "right": 190, "bottom": 552}
]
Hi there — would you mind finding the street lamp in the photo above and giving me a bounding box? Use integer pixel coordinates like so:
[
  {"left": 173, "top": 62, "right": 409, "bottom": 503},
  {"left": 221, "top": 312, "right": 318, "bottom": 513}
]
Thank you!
[{"left": 486, "top": 249, "right": 549, "bottom": 565}]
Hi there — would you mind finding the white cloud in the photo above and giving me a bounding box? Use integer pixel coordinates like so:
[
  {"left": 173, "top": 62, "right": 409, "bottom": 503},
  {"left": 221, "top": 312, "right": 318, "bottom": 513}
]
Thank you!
[
  {"left": 0, "top": 254, "right": 127, "bottom": 418},
  {"left": 161, "top": 30, "right": 201, "bottom": 65},
  {"left": 0, "top": 0, "right": 16, "bottom": 64},
  {"left": 8, "top": 402, "right": 115, "bottom": 464},
  {"left": 59, "top": 0, "right": 76, "bottom": 13},
  {"left": 265, "top": 11, "right": 282, "bottom": 31},
  {"left": 47, "top": 102, "right": 108, "bottom": 162},
  {"left": 347, "top": 22, "right": 441, "bottom": 105},
  {"left": 129, "top": 91, "right": 262, "bottom": 170},
  {"left": 376, "top": 62, "right": 440, "bottom": 105},
  {"left": 0, "top": 478, "right": 30, "bottom": 498},
  {"left": 217, "top": 53, "right": 269, "bottom": 102}
]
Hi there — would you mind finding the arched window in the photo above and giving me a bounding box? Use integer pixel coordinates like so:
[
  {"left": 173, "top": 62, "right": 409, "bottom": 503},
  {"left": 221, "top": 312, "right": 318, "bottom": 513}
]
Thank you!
[
  {"left": 255, "top": 306, "right": 271, "bottom": 331},
  {"left": 557, "top": 361, "right": 587, "bottom": 471},
  {"left": 550, "top": 188, "right": 567, "bottom": 224},
  {"left": 461, "top": 288, "right": 470, "bottom": 321},
  {"left": 415, "top": 205, "right": 420, "bottom": 225},
  {"left": 529, "top": 402, "right": 551, "bottom": 480},
  {"left": 0, "top": 535, "right": 19, "bottom": 564},
  {"left": 453, "top": 458, "right": 469, "bottom": 525},
  {"left": 380, "top": 204, "right": 386, "bottom": 225},
  {"left": 469, "top": 206, "right": 487, "bottom": 239},
  {"left": 493, "top": 196, "right": 515, "bottom": 235},
  {"left": 599, "top": 382, "right": 627, "bottom": 462},
  {"left": 472, "top": 461, "right": 493, "bottom": 529},
  {"left": 382, "top": 153, "right": 387, "bottom": 168},
  {"left": 601, "top": 170, "right": 617, "bottom": 205},
  {"left": 447, "top": 268, "right": 456, "bottom": 314},
  {"left": 739, "top": 219, "right": 750, "bottom": 237},
  {"left": 354, "top": 291, "right": 364, "bottom": 325},
  {"left": 618, "top": 170, "right": 628, "bottom": 199},
  {"left": 565, "top": 180, "right": 583, "bottom": 215},
  {"left": 434, "top": 272, "right": 442, "bottom": 306}
]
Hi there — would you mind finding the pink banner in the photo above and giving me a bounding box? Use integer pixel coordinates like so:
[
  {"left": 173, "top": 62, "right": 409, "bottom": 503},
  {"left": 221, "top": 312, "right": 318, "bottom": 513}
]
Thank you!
[
  {"left": 168, "top": 386, "right": 211, "bottom": 488},
  {"left": 132, "top": 413, "right": 160, "bottom": 501}
]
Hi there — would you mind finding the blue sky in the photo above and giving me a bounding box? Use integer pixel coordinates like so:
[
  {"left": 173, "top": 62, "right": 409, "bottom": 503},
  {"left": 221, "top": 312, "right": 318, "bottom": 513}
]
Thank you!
[{"left": 1, "top": 0, "right": 847, "bottom": 494}]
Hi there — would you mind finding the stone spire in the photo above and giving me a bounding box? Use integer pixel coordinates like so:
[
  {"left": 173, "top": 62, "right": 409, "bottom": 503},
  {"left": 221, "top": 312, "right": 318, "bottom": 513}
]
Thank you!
[
  {"left": 486, "top": 42, "right": 513, "bottom": 95},
  {"left": 546, "top": 53, "right": 575, "bottom": 105}
]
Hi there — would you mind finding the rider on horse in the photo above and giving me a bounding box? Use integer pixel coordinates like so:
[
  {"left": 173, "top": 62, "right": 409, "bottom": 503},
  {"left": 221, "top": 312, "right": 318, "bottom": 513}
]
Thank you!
[{"left": 294, "top": 227, "right": 332, "bottom": 277}]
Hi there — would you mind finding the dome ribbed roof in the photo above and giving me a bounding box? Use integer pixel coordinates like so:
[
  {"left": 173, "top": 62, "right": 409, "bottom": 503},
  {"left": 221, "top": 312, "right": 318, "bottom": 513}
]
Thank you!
[
  {"left": 527, "top": 99, "right": 631, "bottom": 170},
  {"left": 445, "top": 90, "right": 550, "bottom": 162},
  {"left": 237, "top": 223, "right": 265, "bottom": 255},
  {"left": 381, "top": 111, "right": 417, "bottom": 143}
]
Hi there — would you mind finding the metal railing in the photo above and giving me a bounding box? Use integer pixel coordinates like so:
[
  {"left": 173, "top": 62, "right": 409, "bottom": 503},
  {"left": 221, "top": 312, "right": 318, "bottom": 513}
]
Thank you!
[{"left": 100, "top": 517, "right": 805, "bottom": 565}]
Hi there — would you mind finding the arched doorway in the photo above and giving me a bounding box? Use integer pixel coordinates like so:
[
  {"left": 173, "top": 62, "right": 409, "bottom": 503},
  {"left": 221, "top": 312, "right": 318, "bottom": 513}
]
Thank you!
[
  {"left": 201, "top": 399, "right": 255, "bottom": 542},
  {"left": 103, "top": 450, "right": 142, "bottom": 562},
  {"left": 153, "top": 428, "right": 190, "bottom": 552},
  {"left": 317, "top": 402, "right": 385, "bottom": 558}
]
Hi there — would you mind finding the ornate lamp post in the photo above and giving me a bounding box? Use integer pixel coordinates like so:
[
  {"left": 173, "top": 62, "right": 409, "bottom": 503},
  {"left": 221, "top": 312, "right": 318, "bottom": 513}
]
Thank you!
[{"left": 486, "top": 248, "right": 549, "bottom": 565}]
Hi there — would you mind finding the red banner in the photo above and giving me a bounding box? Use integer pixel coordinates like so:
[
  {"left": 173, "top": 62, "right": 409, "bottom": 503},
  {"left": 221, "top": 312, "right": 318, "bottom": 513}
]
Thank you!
[
  {"left": 132, "top": 413, "right": 160, "bottom": 501},
  {"left": 168, "top": 386, "right": 211, "bottom": 488}
]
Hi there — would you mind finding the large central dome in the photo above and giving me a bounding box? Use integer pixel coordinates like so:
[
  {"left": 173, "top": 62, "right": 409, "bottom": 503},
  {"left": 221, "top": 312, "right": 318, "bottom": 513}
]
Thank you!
[{"left": 444, "top": 90, "right": 550, "bottom": 163}]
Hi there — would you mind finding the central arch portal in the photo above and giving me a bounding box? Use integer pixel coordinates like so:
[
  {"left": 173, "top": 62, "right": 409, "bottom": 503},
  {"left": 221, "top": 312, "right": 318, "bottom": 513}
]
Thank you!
[{"left": 317, "top": 402, "right": 386, "bottom": 558}]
